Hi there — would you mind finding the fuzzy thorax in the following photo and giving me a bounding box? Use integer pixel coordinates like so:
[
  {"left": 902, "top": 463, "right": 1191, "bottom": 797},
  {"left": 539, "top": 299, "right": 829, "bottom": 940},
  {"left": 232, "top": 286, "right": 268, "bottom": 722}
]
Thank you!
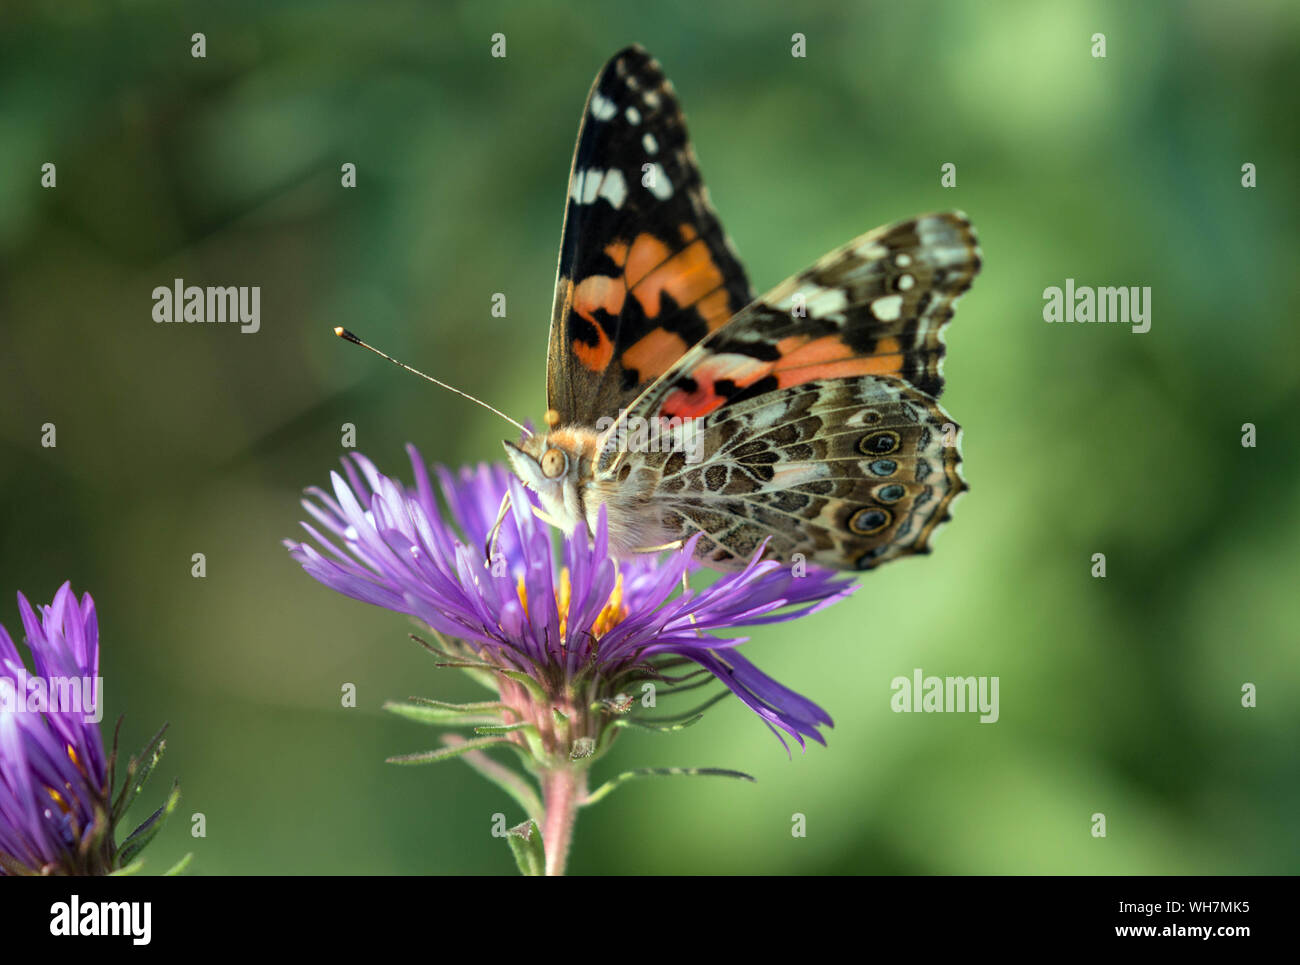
[{"left": 502, "top": 426, "right": 670, "bottom": 557}]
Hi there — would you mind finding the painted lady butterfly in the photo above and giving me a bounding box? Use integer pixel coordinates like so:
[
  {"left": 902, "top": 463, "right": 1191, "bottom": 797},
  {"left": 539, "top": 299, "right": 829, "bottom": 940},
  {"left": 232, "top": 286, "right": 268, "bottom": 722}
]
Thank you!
[{"left": 503, "top": 45, "right": 982, "bottom": 572}]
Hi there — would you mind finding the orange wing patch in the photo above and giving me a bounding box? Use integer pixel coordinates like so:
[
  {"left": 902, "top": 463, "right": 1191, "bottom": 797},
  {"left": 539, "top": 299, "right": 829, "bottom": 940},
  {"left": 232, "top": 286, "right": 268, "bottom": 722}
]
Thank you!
[
  {"left": 621, "top": 328, "right": 689, "bottom": 382},
  {"left": 771, "top": 334, "right": 904, "bottom": 387},
  {"left": 628, "top": 231, "right": 727, "bottom": 321},
  {"left": 569, "top": 230, "right": 741, "bottom": 379},
  {"left": 604, "top": 239, "right": 630, "bottom": 268},
  {"left": 695, "top": 288, "right": 733, "bottom": 330},
  {"left": 659, "top": 353, "right": 768, "bottom": 418},
  {"left": 608, "top": 227, "right": 741, "bottom": 383},
  {"left": 657, "top": 336, "right": 907, "bottom": 419},
  {"left": 624, "top": 233, "right": 672, "bottom": 289},
  {"left": 571, "top": 275, "right": 625, "bottom": 372}
]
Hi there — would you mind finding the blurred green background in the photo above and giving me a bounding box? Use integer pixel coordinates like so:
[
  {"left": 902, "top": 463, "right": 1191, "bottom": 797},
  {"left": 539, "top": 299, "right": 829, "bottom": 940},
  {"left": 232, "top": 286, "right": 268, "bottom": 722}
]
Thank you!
[{"left": 2, "top": 0, "right": 1298, "bottom": 875}]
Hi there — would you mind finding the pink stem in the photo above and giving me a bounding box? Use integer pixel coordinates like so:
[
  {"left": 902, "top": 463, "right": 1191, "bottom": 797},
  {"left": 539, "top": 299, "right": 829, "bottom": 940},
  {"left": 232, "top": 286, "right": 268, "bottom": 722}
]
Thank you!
[{"left": 540, "top": 767, "right": 586, "bottom": 876}]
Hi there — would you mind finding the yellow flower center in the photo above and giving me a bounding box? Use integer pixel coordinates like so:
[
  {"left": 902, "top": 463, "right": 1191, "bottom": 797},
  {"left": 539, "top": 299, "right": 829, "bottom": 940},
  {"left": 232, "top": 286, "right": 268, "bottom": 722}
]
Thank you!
[
  {"left": 517, "top": 568, "right": 626, "bottom": 643},
  {"left": 46, "top": 744, "right": 82, "bottom": 815}
]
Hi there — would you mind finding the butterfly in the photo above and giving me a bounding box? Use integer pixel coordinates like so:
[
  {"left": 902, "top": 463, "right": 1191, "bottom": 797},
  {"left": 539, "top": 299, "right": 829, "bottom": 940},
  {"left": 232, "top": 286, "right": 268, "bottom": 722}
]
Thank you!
[{"left": 502, "top": 45, "right": 981, "bottom": 572}]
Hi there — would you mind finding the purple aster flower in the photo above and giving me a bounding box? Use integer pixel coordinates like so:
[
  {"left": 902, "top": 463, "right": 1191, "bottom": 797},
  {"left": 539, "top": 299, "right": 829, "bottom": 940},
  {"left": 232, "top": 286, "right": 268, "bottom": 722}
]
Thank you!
[
  {"left": 0, "top": 583, "right": 183, "bottom": 876},
  {"left": 286, "top": 446, "right": 854, "bottom": 874}
]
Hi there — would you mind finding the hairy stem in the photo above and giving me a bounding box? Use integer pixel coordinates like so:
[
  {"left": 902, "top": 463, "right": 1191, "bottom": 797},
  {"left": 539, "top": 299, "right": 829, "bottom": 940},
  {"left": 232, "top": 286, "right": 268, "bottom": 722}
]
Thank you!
[{"left": 540, "top": 767, "right": 587, "bottom": 876}]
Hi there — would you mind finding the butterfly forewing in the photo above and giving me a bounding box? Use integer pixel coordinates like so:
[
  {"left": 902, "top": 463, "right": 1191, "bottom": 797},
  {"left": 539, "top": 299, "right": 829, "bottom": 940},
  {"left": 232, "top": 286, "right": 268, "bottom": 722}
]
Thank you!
[
  {"left": 606, "top": 212, "right": 981, "bottom": 433},
  {"left": 546, "top": 45, "right": 753, "bottom": 427}
]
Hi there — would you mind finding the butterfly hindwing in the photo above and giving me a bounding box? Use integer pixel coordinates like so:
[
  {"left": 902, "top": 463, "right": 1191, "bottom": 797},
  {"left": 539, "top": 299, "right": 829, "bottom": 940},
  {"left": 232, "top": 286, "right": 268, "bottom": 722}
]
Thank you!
[
  {"left": 546, "top": 45, "right": 753, "bottom": 427},
  {"left": 616, "top": 376, "right": 964, "bottom": 570}
]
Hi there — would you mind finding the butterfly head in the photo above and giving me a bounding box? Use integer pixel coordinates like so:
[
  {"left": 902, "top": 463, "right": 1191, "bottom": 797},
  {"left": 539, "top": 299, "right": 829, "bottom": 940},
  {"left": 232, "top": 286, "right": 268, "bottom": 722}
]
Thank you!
[{"left": 502, "top": 428, "right": 597, "bottom": 536}]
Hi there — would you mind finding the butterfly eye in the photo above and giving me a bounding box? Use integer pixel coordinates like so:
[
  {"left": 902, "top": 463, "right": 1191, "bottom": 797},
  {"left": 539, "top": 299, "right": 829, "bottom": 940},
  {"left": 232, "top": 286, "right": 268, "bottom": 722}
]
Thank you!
[{"left": 540, "top": 448, "right": 568, "bottom": 479}]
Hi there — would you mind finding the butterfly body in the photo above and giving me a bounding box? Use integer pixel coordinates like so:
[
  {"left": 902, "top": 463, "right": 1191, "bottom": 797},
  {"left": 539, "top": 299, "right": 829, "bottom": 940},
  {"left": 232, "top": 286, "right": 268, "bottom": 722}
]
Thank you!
[
  {"left": 505, "top": 428, "right": 675, "bottom": 558},
  {"left": 510, "top": 46, "right": 982, "bottom": 572}
]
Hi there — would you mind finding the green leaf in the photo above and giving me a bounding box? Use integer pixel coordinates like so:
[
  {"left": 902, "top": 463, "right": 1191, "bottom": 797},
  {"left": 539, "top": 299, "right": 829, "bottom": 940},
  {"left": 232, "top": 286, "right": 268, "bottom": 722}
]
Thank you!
[
  {"left": 498, "top": 669, "right": 548, "bottom": 702},
  {"left": 584, "top": 767, "right": 756, "bottom": 806},
  {"left": 631, "top": 689, "right": 731, "bottom": 725},
  {"left": 506, "top": 820, "right": 546, "bottom": 876},
  {"left": 383, "top": 700, "right": 500, "bottom": 728},
  {"left": 446, "top": 738, "right": 543, "bottom": 821},
  {"left": 408, "top": 697, "right": 506, "bottom": 713},
  {"left": 116, "top": 779, "right": 181, "bottom": 867},
  {"left": 409, "top": 633, "right": 508, "bottom": 692},
  {"left": 640, "top": 661, "right": 709, "bottom": 682},
  {"left": 409, "top": 631, "right": 461, "bottom": 661},
  {"left": 435, "top": 660, "right": 502, "bottom": 672},
  {"left": 386, "top": 736, "right": 506, "bottom": 765},
  {"left": 163, "top": 853, "right": 194, "bottom": 876},
  {"left": 106, "top": 715, "right": 125, "bottom": 809},
  {"left": 614, "top": 713, "right": 704, "bottom": 732},
  {"left": 110, "top": 722, "right": 169, "bottom": 825},
  {"left": 473, "top": 721, "right": 536, "bottom": 736},
  {"left": 429, "top": 661, "right": 549, "bottom": 702},
  {"left": 650, "top": 673, "right": 717, "bottom": 698}
]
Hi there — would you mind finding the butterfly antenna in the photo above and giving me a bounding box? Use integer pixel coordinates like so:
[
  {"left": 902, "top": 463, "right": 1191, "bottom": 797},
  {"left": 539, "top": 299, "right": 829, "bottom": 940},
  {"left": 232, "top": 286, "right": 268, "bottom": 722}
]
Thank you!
[{"left": 334, "top": 327, "right": 532, "bottom": 438}]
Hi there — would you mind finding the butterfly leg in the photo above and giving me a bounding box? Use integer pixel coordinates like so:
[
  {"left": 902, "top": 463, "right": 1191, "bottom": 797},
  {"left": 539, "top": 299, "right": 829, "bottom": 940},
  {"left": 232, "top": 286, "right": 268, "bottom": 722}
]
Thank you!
[
  {"left": 483, "top": 490, "right": 512, "bottom": 567},
  {"left": 631, "top": 539, "right": 685, "bottom": 554},
  {"left": 679, "top": 567, "right": 706, "bottom": 638},
  {"left": 530, "top": 505, "right": 566, "bottom": 529},
  {"left": 632, "top": 539, "right": 697, "bottom": 636}
]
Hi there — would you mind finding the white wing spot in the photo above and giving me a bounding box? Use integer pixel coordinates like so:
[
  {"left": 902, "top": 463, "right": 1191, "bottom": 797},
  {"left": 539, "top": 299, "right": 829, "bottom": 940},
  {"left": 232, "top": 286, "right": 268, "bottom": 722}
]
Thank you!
[
  {"left": 590, "top": 93, "right": 617, "bottom": 121},
  {"left": 569, "top": 169, "right": 587, "bottom": 203},
  {"left": 747, "top": 403, "right": 786, "bottom": 432},
  {"left": 625, "top": 106, "right": 641, "bottom": 124},
  {"left": 598, "top": 168, "right": 627, "bottom": 209},
  {"left": 871, "top": 295, "right": 904, "bottom": 321},
  {"left": 646, "top": 163, "right": 673, "bottom": 200},
  {"left": 642, "top": 132, "right": 658, "bottom": 154},
  {"left": 897, "top": 274, "right": 915, "bottom": 291},
  {"left": 643, "top": 90, "right": 660, "bottom": 108},
  {"left": 571, "top": 169, "right": 628, "bottom": 209},
  {"left": 895, "top": 253, "right": 913, "bottom": 267},
  {"left": 805, "top": 287, "right": 848, "bottom": 317}
]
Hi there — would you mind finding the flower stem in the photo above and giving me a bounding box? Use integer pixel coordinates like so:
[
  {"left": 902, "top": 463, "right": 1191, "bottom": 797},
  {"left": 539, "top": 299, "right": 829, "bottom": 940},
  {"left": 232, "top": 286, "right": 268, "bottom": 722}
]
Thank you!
[{"left": 539, "top": 767, "right": 586, "bottom": 876}]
